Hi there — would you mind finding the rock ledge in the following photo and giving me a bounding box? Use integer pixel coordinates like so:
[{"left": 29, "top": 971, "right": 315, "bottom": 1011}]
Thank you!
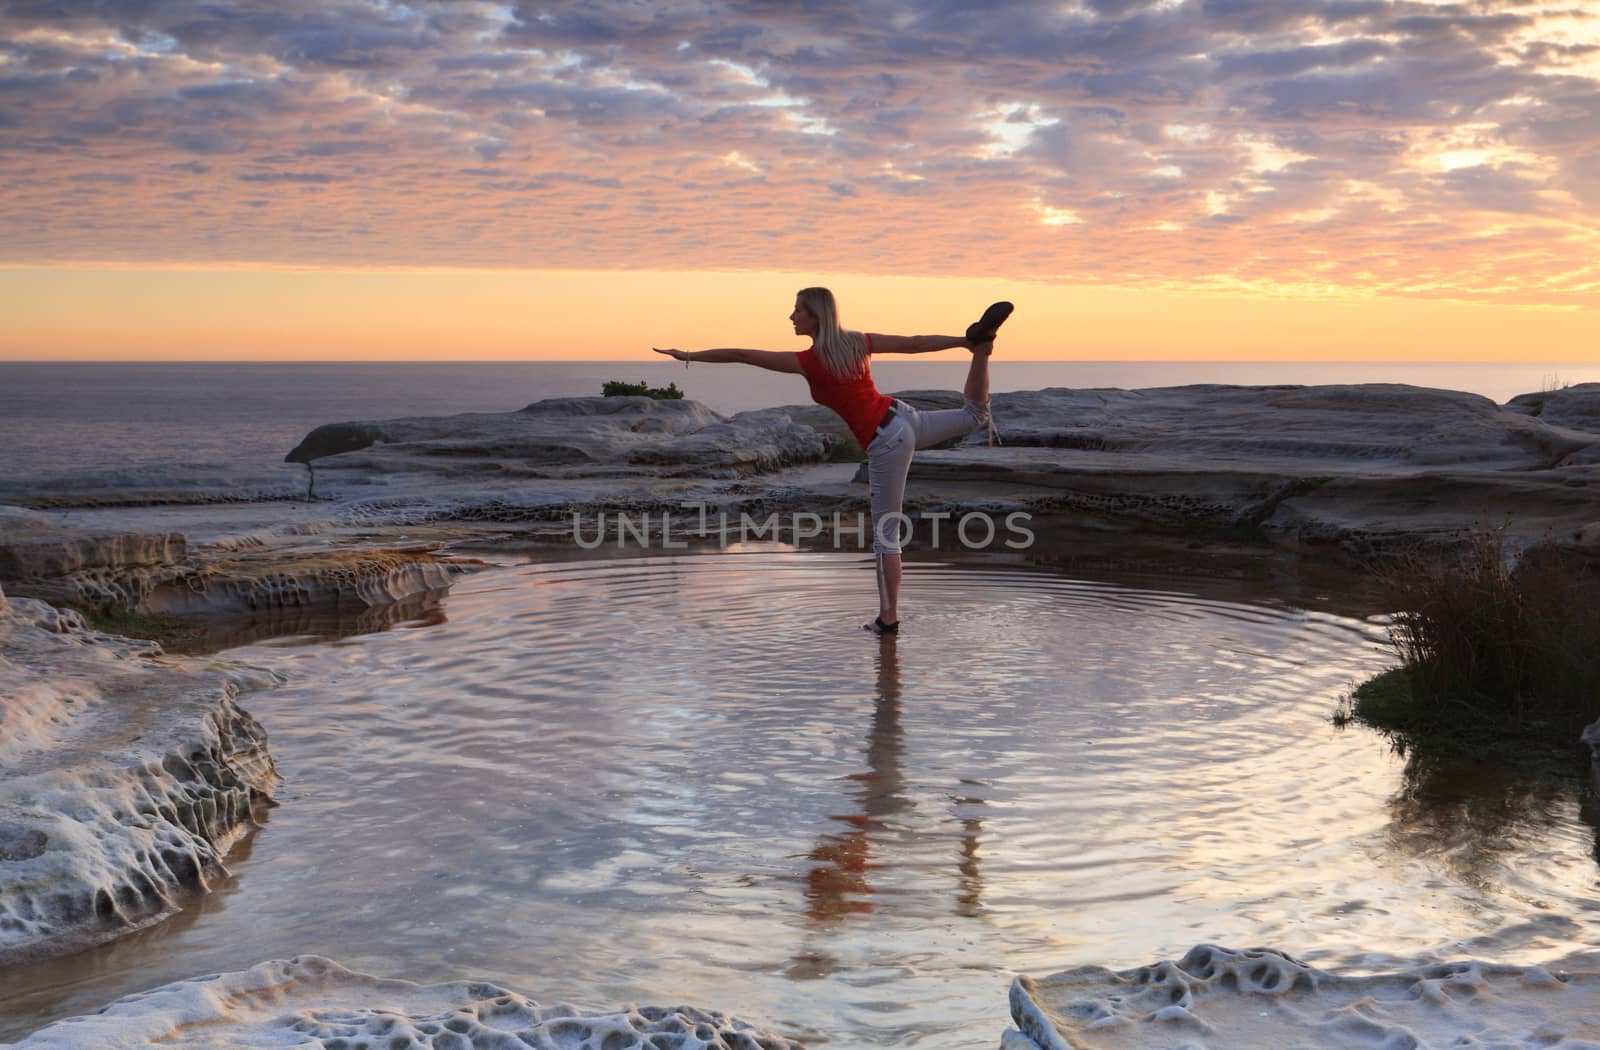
[
  {"left": 0, "top": 587, "right": 276, "bottom": 965},
  {"left": 1005, "top": 944, "right": 1600, "bottom": 1049},
  {"left": 2, "top": 955, "right": 804, "bottom": 1049}
]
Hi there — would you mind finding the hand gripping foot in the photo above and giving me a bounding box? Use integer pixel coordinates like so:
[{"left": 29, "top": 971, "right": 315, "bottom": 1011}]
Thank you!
[{"left": 966, "top": 301, "right": 1014, "bottom": 346}]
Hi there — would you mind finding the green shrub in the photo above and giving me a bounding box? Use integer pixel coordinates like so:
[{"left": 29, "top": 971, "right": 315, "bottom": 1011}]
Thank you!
[
  {"left": 602, "top": 379, "right": 684, "bottom": 400},
  {"left": 1347, "top": 531, "right": 1600, "bottom": 749}
]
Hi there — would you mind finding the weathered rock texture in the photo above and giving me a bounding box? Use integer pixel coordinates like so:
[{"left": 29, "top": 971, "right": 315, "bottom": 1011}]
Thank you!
[
  {"left": 0, "top": 592, "right": 277, "bottom": 965},
  {"left": 273, "top": 386, "right": 1600, "bottom": 563},
  {"left": 1004, "top": 944, "right": 1600, "bottom": 1049},
  {"left": 989, "top": 384, "right": 1594, "bottom": 469},
  {"left": 134, "top": 547, "right": 462, "bottom": 616},
  {"left": 0, "top": 507, "right": 185, "bottom": 580},
  {"left": 1, "top": 955, "right": 804, "bottom": 1049},
  {"left": 0, "top": 507, "right": 466, "bottom": 618},
  {"left": 8, "top": 384, "right": 1599, "bottom": 627},
  {"left": 286, "top": 395, "right": 834, "bottom": 478},
  {"left": 907, "top": 384, "right": 1600, "bottom": 559},
  {"left": 1506, "top": 383, "right": 1600, "bottom": 451}
]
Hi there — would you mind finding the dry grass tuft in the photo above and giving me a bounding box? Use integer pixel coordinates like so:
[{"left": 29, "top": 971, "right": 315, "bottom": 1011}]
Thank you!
[{"left": 1356, "top": 531, "right": 1600, "bottom": 747}]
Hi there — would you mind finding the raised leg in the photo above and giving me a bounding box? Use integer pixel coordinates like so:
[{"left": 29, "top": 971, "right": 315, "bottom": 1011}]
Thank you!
[
  {"left": 965, "top": 340, "right": 992, "bottom": 407},
  {"left": 911, "top": 340, "right": 994, "bottom": 450}
]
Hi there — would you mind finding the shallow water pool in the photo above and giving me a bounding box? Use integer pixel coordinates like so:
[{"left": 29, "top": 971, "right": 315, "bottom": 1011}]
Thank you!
[{"left": 4, "top": 551, "right": 1598, "bottom": 1046}]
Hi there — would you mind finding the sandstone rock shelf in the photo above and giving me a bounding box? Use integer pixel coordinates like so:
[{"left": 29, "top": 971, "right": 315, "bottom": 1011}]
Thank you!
[
  {"left": 3, "top": 382, "right": 1599, "bottom": 1046},
  {"left": 0, "top": 955, "right": 805, "bottom": 1049},
  {"left": 264, "top": 384, "right": 1600, "bottom": 564},
  {"left": 0, "top": 585, "right": 277, "bottom": 967},
  {"left": 1005, "top": 944, "right": 1600, "bottom": 1049}
]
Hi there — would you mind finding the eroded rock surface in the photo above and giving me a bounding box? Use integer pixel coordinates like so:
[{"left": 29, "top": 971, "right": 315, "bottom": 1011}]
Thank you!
[
  {"left": 1, "top": 955, "right": 804, "bottom": 1049},
  {"left": 9, "top": 385, "right": 1600, "bottom": 625},
  {"left": 272, "top": 387, "right": 1600, "bottom": 562},
  {"left": 1005, "top": 944, "right": 1600, "bottom": 1049},
  {"left": 903, "top": 385, "right": 1600, "bottom": 558},
  {"left": 986, "top": 384, "right": 1595, "bottom": 469},
  {"left": 0, "top": 507, "right": 467, "bottom": 618},
  {"left": 286, "top": 395, "right": 832, "bottom": 478},
  {"left": 133, "top": 546, "right": 463, "bottom": 616},
  {"left": 0, "top": 587, "right": 277, "bottom": 964},
  {"left": 0, "top": 508, "right": 185, "bottom": 580},
  {"left": 1506, "top": 383, "right": 1600, "bottom": 437}
]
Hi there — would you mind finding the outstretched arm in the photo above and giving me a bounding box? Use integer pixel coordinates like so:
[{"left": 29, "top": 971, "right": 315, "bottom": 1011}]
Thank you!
[
  {"left": 867, "top": 333, "right": 974, "bottom": 354},
  {"left": 652, "top": 347, "right": 802, "bottom": 374}
]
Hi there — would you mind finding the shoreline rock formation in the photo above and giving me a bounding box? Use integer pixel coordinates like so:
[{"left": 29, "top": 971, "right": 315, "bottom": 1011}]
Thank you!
[
  {"left": 5, "top": 386, "right": 1595, "bottom": 612},
  {"left": 0, "top": 955, "right": 805, "bottom": 1049},
  {"left": 3, "top": 383, "right": 1598, "bottom": 1046},
  {"left": 0, "top": 584, "right": 276, "bottom": 966},
  {"left": 284, "top": 395, "right": 835, "bottom": 480},
  {"left": 272, "top": 383, "right": 1600, "bottom": 564},
  {"left": 0, "top": 504, "right": 471, "bottom": 624},
  {"left": 1005, "top": 944, "right": 1600, "bottom": 1049}
]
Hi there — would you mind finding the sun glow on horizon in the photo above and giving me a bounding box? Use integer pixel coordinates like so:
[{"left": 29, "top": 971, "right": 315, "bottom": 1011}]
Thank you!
[
  {"left": 2, "top": 2, "right": 1598, "bottom": 360},
  {"left": 1, "top": 266, "right": 1594, "bottom": 364}
]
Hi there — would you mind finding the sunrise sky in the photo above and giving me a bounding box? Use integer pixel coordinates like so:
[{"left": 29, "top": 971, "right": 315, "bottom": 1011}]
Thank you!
[{"left": 2, "top": 0, "right": 1597, "bottom": 361}]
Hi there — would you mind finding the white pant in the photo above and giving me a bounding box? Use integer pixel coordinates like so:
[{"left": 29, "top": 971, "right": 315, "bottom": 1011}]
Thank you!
[{"left": 866, "top": 398, "right": 989, "bottom": 554}]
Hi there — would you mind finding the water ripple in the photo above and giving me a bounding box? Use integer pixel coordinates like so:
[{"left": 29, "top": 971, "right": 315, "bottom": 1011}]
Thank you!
[{"left": 3, "top": 551, "right": 1596, "bottom": 1049}]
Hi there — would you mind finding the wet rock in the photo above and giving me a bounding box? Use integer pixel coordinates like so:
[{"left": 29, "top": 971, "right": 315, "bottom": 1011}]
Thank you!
[
  {"left": 1006, "top": 944, "right": 1600, "bottom": 1049},
  {"left": 0, "top": 824, "right": 46, "bottom": 862},
  {"left": 2, "top": 956, "right": 806, "bottom": 1049},
  {"left": 0, "top": 595, "right": 277, "bottom": 965}
]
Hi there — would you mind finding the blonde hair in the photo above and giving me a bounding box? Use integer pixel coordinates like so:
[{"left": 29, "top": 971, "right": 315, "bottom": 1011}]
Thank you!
[{"left": 797, "top": 287, "right": 867, "bottom": 379}]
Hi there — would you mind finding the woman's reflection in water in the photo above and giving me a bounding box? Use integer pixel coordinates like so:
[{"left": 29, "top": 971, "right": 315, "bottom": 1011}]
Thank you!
[{"left": 788, "top": 635, "right": 988, "bottom": 979}]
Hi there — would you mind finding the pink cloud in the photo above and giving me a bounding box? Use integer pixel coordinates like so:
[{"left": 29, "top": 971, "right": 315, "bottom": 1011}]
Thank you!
[{"left": 0, "top": 0, "right": 1595, "bottom": 304}]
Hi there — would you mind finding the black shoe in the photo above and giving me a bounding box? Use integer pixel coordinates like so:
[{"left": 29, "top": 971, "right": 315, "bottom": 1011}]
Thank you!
[
  {"left": 966, "top": 301, "right": 1014, "bottom": 346},
  {"left": 864, "top": 616, "right": 899, "bottom": 636}
]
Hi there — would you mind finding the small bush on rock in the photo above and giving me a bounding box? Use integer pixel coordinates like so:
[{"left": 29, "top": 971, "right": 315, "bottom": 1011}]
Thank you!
[
  {"left": 1342, "top": 530, "right": 1600, "bottom": 752},
  {"left": 603, "top": 380, "right": 684, "bottom": 400}
]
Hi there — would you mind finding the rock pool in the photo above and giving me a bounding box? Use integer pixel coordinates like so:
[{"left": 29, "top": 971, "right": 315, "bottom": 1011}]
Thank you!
[{"left": 3, "top": 550, "right": 1597, "bottom": 1047}]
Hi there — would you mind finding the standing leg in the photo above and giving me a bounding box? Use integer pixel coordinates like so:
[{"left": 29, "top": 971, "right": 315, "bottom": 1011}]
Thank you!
[
  {"left": 866, "top": 418, "right": 914, "bottom": 631},
  {"left": 866, "top": 342, "right": 993, "bottom": 632},
  {"left": 876, "top": 551, "right": 901, "bottom": 627}
]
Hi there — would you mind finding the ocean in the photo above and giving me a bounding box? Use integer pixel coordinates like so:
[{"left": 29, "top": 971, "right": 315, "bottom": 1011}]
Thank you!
[{"left": 1, "top": 360, "right": 1591, "bottom": 495}]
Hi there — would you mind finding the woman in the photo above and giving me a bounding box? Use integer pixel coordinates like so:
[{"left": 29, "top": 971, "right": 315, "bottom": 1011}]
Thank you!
[{"left": 654, "top": 287, "right": 1011, "bottom": 635}]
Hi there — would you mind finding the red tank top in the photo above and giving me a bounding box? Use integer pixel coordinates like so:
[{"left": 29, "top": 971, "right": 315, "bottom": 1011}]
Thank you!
[{"left": 796, "top": 336, "right": 893, "bottom": 449}]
